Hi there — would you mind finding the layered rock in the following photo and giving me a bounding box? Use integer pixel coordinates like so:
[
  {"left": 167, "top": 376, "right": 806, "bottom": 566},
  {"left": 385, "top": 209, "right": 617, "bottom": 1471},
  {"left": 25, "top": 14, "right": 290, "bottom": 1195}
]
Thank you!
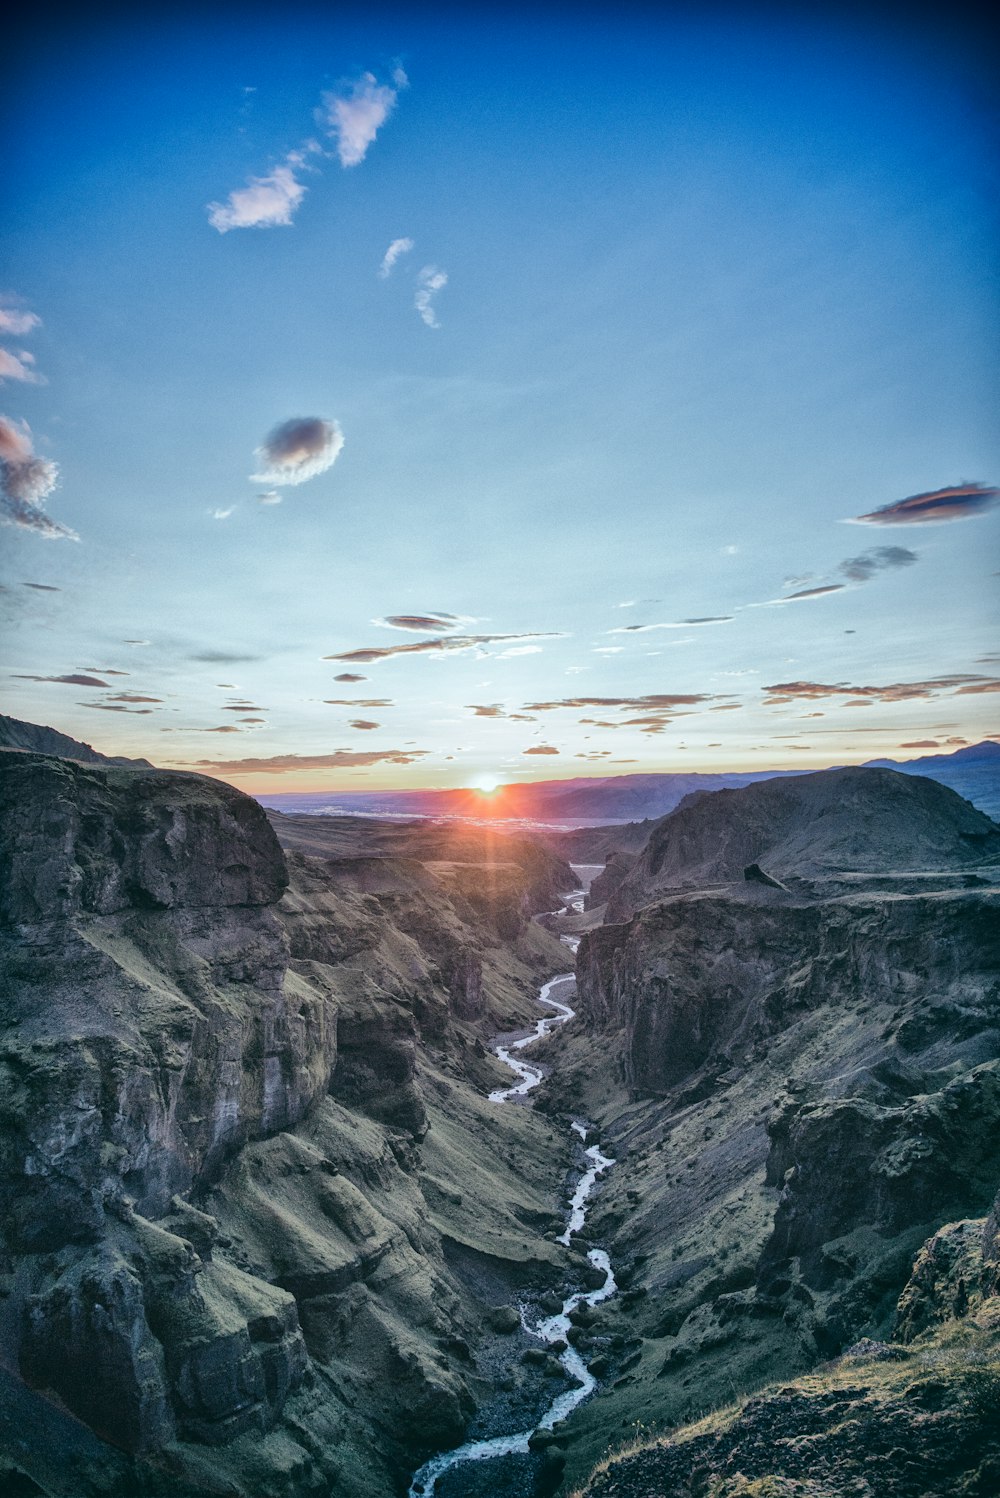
[
  {"left": 0, "top": 747, "right": 580, "bottom": 1498},
  {"left": 542, "top": 768, "right": 1000, "bottom": 1493}
]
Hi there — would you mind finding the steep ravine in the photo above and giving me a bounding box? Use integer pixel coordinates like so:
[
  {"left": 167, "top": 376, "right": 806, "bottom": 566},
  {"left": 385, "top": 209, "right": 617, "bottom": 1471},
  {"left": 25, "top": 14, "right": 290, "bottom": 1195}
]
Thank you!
[
  {"left": 531, "top": 772, "right": 1000, "bottom": 1495},
  {"left": 0, "top": 755, "right": 595, "bottom": 1498}
]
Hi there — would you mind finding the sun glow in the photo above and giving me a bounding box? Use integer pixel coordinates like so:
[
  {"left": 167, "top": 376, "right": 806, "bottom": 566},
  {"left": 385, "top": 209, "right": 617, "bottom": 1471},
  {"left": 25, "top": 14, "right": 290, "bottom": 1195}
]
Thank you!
[{"left": 472, "top": 773, "right": 500, "bottom": 795}]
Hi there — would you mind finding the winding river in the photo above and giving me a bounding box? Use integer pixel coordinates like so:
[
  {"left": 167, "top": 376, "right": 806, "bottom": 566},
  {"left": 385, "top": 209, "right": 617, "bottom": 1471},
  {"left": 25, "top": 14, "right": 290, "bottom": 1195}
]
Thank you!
[{"left": 408, "top": 886, "right": 617, "bottom": 1498}]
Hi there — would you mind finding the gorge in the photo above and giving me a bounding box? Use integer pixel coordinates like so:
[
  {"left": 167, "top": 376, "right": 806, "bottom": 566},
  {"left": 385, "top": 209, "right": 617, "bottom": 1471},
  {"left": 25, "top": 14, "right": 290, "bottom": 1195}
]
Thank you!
[{"left": 1, "top": 729, "right": 999, "bottom": 1497}]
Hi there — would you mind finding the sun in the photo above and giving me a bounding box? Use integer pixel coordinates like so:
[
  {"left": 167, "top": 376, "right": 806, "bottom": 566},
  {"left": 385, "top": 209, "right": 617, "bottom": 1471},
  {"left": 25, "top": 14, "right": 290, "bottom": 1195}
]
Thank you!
[{"left": 472, "top": 773, "right": 500, "bottom": 795}]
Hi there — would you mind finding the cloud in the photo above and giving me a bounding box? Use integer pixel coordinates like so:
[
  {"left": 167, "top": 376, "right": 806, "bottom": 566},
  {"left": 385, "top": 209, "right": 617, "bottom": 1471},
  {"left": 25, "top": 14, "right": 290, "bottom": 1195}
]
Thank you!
[
  {"left": 23, "top": 582, "right": 60, "bottom": 591},
  {"left": 210, "top": 506, "right": 236, "bottom": 520},
  {"left": 350, "top": 720, "right": 380, "bottom": 730},
  {"left": 13, "top": 673, "right": 109, "bottom": 686},
  {"left": 257, "top": 490, "right": 282, "bottom": 505},
  {"left": 0, "top": 349, "right": 42, "bottom": 385},
  {"left": 523, "top": 745, "right": 559, "bottom": 755},
  {"left": 189, "top": 650, "right": 262, "bottom": 663},
  {"left": 323, "top": 698, "right": 392, "bottom": 707},
  {"left": 324, "top": 631, "right": 563, "bottom": 664},
  {"left": 252, "top": 416, "right": 344, "bottom": 486},
  {"left": 376, "top": 612, "right": 463, "bottom": 632},
  {"left": 207, "top": 160, "right": 308, "bottom": 234},
  {"left": 467, "top": 703, "right": 505, "bottom": 718},
  {"left": 102, "top": 693, "right": 162, "bottom": 703},
  {"left": 379, "top": 237, "right": 414, "bottom": 278},
  {"left": 523, "top": 693, "right": 710, "bottom": 712},
  {"left": 849, "top": 483, "right": 1000, "bottom": 526},
  {"left": 839, "top": 546, "right": 918, "bottom": 582},
  {"left": 899, "top": 740, "right": 940, "bottom": 749},
  {"left": 334, "top": 672, "right": 367, "bottom": 682},
  {"left": 776, "top": 584, "right": 846, "bottom": 602},
  {"left": 188, "top": 748, "right": 429, "bottom": 774},
  {"left": 609, "top": 616, "right": 733, "bottom": 633},
  {"left": 497, "top": 644, "right": 543, "bottom": 657},
  {"left": 206, "top": 725, "right": 242, "bottom": 733},
  {"left": 0, "top": 302, "right": 41, "bottom": 336},
  {"left": 322, "top": 71, "right": 405, "bottom": 168},
  {"left": 415, "top": 266, "right": 447, "bottom": 328},
  {"left": 0, "top": 417, "right": 76, "bottom": 540},
  {"left": 81, "top": 703, "right": 153, "bottom": 714},
  {"left": 761, "top": 675, "right": 1000, "bottom": 706}
]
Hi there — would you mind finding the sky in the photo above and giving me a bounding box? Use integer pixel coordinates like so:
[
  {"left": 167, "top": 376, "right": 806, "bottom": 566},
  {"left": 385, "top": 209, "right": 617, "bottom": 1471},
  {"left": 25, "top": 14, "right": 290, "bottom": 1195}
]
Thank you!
[{"left": 2, "top": 2, "right": 998, "bottom": 796}]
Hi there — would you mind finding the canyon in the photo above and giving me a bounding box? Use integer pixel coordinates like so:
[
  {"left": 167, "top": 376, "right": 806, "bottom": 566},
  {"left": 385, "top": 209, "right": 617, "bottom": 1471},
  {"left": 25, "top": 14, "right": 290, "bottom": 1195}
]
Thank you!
[{"left": 1, "top": 731, "right": 998, "bottom": 1497}]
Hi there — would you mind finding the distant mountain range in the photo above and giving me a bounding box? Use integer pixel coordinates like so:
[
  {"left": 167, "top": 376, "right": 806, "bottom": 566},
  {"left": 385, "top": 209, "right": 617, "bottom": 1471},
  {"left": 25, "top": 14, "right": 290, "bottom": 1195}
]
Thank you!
[
  {"left": 2, "top": 714, "right": 996, "bottom": 825},
  {"left": 259, "top": 740, "right": 1000, "bottom": 825}
]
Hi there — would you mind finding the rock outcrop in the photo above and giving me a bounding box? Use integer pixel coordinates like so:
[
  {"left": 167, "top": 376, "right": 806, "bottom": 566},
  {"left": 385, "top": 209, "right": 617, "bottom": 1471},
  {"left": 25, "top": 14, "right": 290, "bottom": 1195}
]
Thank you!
[
  {"left": 539, "top": 767, "right": 1000, "bottom": 1494},
  {"left": 578, "top": 1189, "right": 1000, "bottom": 1498},
  {"left": 606, "top": 765, "right": 1000, "bottom": 917},
  {"left": 0, "top": 748, "right": 580, "bottom": 1498}
]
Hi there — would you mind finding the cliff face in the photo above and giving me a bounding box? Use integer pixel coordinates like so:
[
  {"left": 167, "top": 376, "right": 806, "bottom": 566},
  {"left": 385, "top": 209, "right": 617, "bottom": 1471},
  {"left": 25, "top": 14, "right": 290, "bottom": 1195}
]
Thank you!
[
  {"left": 540, "top": 769, "right": 1000, "bottom": 1494},
  {"left": 0, "top": 752, "right": 579, "bottom": 1498},
  {"left": 578, "top": 884, "right": 1000, "bottom": 1097}
]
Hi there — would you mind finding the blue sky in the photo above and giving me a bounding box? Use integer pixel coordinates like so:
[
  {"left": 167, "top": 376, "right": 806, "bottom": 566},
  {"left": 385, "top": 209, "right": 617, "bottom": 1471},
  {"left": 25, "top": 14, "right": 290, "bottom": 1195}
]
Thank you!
[{"left": 2, "top": 4, "right": 997, "bottom": 792}]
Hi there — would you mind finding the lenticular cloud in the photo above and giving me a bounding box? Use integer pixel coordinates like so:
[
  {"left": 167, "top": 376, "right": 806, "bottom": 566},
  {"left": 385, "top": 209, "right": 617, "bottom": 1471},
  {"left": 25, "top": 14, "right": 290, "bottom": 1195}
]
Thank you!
[{"left": 251, "top": 417, "right": 344, "bottom": 486}]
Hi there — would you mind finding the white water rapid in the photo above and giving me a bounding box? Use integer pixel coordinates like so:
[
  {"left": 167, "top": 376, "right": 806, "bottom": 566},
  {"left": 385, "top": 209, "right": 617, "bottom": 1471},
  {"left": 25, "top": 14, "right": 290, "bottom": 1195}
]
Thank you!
[{"left": 408, "top": 887, "right": 617, "bottom": 1498}]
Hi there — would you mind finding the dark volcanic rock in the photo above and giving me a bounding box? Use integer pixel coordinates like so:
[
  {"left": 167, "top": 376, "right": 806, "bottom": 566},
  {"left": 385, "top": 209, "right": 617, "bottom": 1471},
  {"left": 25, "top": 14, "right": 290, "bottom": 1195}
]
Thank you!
[{"left": 607, "top": 765, "right": 1000, "bottom": 917}]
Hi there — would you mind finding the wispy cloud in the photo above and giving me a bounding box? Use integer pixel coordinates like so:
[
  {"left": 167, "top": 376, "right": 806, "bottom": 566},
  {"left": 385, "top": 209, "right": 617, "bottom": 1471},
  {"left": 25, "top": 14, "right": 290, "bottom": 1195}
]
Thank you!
[
  {"left": 609, "top": 616, "right": 732, "bottom": 633},
  {"left": 323, "top": 698, "right": 392, "bottom": 707},
  {"left": 0, "top": 349, "right": 43, "bottom": 385},
  {"left": 838, "top": 545, "right": 918, "bottom": 582},
  {"left": 210, "top": 505, "right": 236, "bottom": 520},
  {"left": 524, "top": 693, "right": 710, "bottom": 711},
  {"left": 375, "top": 612, "right": 466, "bottom": 632},
  {"left": 188, "top": 747, "right": 429, "bottom": 774},
  {"left": 252, "top": 416, "right": 344, "bottom": 486},
  {"left": 379, "top": 237, "right": 414, "bottom": 278},
  {"left": 325, "top": 631, "right": 563, "bottom": 664},
  {"left": 257, "top": 490, "right": 282, "bottom": 505},
  {"left": 848, "top": 483, "right": 999, "bottom": 526},
  {"left": 415, "top": 265, "right": 447, "bottom": 328},
  {"left": 777, "top": 584, "right": 846, "bottom": 602},
  {"left": 188, "top": 650, "right": 262, "bottom": 663},
  {"left": 0, "top": 417, "right": 76, "bottom": 540},
  {"left": 0, "top": 302, "right": 41, "bottom": 337},
  {"left": 208, "top": 69, "right": 404, "bottom": 234},
  {"left": 13, "top": 672, "right": 109, "bottom": 687},
  {"left": 322, "top": 69, "right": 407, "bottom": 168},
  {"left": 761, "top": 674, "right": 1000, "bottom": 705},
  {"left": 207, "top": 159, "right": 308, "bottom": 234},
  {"left": 334, "top": 672, "right": 367, "bottom": 682}
]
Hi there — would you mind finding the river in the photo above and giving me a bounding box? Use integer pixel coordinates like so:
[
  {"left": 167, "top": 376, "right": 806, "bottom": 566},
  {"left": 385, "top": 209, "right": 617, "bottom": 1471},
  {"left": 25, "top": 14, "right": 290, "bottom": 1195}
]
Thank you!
[{"left": 408, "top": 883, "right": 617, "bottom": 1498}]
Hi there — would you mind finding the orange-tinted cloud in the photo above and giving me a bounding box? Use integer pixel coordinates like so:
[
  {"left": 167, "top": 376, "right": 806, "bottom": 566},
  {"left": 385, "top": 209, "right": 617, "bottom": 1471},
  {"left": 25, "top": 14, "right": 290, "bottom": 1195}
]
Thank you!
[
  {"left": 761, "top": 674, "right": 1000, "bottom": 705},
  {"left": 850, "top": 483, "right": 999, "bottom": 526}
]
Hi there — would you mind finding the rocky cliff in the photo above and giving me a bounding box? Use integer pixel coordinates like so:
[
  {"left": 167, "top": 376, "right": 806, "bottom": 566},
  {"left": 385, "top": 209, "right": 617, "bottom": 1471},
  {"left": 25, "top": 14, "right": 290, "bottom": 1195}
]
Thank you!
[
  {"left": 532, "top": 768, "right": 1000, "bottom": 1494},
  {"left": 0, "top": 752, "right": 583, "bottom": 1498}
]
